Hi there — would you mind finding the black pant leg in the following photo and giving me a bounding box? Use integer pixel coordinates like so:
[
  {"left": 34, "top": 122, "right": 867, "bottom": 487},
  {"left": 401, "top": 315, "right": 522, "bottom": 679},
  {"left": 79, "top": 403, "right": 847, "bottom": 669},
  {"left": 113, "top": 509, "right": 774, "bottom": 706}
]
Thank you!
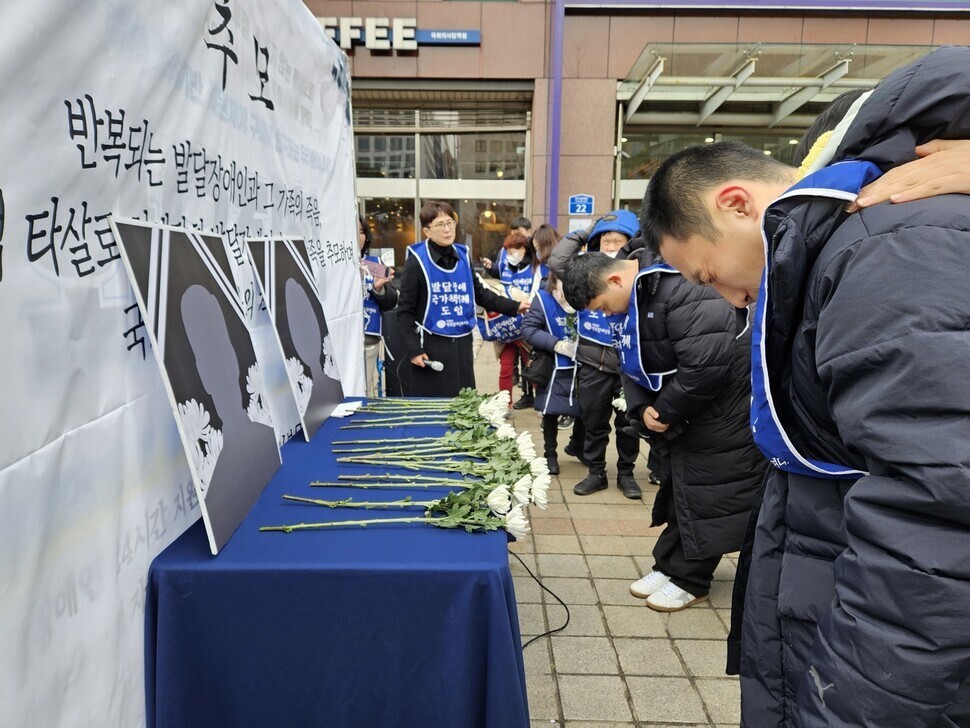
[
  {"left": 577, "top": 366, "right": 612, "bottom": 475},
  {"left": 652, "top": 484, "right": 721, "bottom": 596},
  {"left": 541, "top": 415, "right": 559, "bottom": 458},
  {"left": 569, "top": 416, "right": 586, "bottom": 450},
  {"left": 613, "top": 409, "right": 640, "bottom": 474}
]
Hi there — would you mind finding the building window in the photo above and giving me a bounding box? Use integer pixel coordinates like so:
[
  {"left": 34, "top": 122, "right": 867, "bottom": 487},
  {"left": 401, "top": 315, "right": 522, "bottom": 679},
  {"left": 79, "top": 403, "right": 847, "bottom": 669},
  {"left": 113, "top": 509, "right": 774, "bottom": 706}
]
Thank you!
[
  {"left": 421, "top": 132, "right": 526, "bottom": 180},
  {"left": 359, "top": 198, "right": 416, "bottom": 266},
  {"left": 621, "top": 129, "right": 803, "bottom": 179},
  {"left": 355, "top": 135, "right": 416, "bottom": 179}
]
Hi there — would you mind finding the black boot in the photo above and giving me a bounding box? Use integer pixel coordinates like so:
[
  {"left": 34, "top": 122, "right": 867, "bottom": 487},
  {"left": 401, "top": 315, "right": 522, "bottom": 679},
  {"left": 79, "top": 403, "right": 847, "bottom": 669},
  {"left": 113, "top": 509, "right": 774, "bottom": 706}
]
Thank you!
[
  {"left": 617, "top": 473, "right": 642, "bottom": 500},
  {"left": 563, "top": 440, "right": 589, "bottom": 466},
  {"left": 546, "top": 455, "right": 560, "bottom": 475},
  {"left": 513, "top": 393, "right": 535, "bottom": 410},
  {"left": 573, "top": 472, "right": 608, "bottom": 496}
]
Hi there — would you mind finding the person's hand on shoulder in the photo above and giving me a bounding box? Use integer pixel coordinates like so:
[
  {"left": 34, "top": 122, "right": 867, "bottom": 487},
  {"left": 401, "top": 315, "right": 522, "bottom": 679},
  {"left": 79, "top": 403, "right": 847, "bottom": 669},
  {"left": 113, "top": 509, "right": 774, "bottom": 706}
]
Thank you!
[
  {"left": 517, "top": 300, "right": 531, "bottom": 314},
  {"left": 847, "top": 139, "right": 970, "bottom": 212}
]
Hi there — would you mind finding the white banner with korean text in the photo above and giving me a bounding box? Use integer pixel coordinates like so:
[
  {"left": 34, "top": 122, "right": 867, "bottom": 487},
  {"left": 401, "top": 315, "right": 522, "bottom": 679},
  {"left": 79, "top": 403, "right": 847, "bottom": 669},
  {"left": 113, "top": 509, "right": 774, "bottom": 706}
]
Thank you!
[{"left": 0, "top": 1, "right": 362, "bottom": 725}]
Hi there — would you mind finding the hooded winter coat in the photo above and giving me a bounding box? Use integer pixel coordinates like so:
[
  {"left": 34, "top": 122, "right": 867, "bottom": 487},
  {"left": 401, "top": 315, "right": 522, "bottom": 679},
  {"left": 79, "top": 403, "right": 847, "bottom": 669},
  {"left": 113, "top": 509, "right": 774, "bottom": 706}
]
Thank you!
[
  {"left": 736, "top": 47, "right": 970, "bottom": 727},
  {"left": 622, "top": 251, "right": 765, "bottom": 560}
]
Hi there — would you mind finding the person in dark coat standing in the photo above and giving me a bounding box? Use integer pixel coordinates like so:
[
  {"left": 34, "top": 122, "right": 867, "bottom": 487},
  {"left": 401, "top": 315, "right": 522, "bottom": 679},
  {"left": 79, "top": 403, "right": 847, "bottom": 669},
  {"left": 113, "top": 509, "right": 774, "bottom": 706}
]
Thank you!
[
  {"left": 548, "top": 211, "right": 642, "bottom": 499},
  {"left": 562, "top": 251, "right": 764, "bottom": 612},
  {"left": 359, "top": 215, "right": 399, "bottom": 398},
  {"left": 640, "top": 46, "right": 970, "bottom": 727},
  {"left": 396, "top": 201, "right": 527, "bottom": 397},
  {"left": 520, "top": 270, "right": 585, "bottom": 475}
]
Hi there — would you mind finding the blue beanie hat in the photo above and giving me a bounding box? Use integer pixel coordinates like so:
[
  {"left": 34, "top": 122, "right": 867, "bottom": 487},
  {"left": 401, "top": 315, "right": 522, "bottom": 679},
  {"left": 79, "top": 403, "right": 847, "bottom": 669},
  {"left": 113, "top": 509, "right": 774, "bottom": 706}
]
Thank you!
[{"left": 588, "top": 210, "right": 639, "bottom": 250}]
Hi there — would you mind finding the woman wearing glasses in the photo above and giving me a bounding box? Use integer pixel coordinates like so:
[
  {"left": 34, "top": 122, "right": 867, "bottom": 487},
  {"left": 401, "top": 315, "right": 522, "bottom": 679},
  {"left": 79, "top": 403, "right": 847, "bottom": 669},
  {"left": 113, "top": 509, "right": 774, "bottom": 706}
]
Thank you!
[{"left": 397, "top": 200, "right": 529, "bottom": 397}]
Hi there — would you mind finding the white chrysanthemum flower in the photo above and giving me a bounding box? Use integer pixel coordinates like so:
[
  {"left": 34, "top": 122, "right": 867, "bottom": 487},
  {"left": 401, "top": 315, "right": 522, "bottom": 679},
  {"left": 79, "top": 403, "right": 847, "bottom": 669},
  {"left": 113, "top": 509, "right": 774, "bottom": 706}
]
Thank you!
[
  {"left": 530, "top": 473, "right": 551, "bottom": 508},
  {"left": 286, "top": 357, "right": 312, "bottom": 416},
  {"left": 321, "top": 335, "right": 341, "bottom": 380},
  {"left": 530, "top": 478, "right": 549, "bottom": 509},
  {"left": 479, "top": 398, "right": 506, "bottom": 422},
  {"left": 530, "top": 458, "right": 550, "bottom": 477},
  {"left": 198, "top": 428, "right": 223, "bottom": 496},
  {"left": 503, "top": 504, "right": 531, "bottom": 540},
  {"left": 511, "top": 475, "right": 532, "bottom": 505},
  {"left": 491, "top": 390, "right": 511, "bottom": 408},
  {"left": 488, "top": 414, "right": 507, "bottom": 429},
  {"left": 178, "top": 398, "right": 210, "bottom": 445},
  {"left": 486, "top": 485, "right": 512, "bottom": 516},
  {"left": 245, "top": 364, "right": 274, "bottom": 427},
  {"left": 495, "top": 423, "right": 517, "bottom": 439},
  {"left": 177, "top": 399, "right": 222, "bottom": 497},
  {"left": 517, "top": 441, "right": 537, "bottom": 461},
  {"left": 611, "top": 395, "right": 627, "bottom": 412}
]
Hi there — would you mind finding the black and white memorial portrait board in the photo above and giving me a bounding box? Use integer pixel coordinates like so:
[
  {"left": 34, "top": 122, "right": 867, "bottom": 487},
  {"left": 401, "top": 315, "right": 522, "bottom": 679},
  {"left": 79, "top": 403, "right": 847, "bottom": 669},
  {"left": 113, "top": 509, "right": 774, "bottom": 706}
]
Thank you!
[
  {"left": 247, "top": 238, "right": 345, "bottom": 440},
  {"left": 112, "top": 219, "right": 282, "bottom": 554}
]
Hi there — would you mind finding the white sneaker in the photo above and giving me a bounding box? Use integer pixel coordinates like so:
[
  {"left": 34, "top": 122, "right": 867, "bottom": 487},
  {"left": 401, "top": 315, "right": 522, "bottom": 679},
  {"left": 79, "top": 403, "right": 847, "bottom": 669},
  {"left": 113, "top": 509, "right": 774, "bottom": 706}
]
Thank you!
[
  {"left": 645, "top": 581, "right": 708, "bottom": 612},
  {"left": 629, "top": 570, "right": 671, "bottom": 598}
]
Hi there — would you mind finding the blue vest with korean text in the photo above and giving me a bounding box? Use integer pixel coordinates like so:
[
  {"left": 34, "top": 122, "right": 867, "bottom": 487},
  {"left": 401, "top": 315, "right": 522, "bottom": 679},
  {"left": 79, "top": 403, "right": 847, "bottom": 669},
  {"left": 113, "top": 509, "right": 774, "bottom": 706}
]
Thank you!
[
  {"left": 751, "top": 160, "right": 880, "bottom": 479},
  {"left": 362, "top": 255, "right": 383, "bottom": 337},
  {"left": 534, "top": 289, "right": 576, "bottom": 370},
  {"left": 498, "top": 249, "right": 538, "bottom": 294},
  {"left": 477, "top": 283, "right": 523, "bottom": 343},
  {"left": 616, "top": 263, "right": 680, "bottom": 391},
  {"left": 578, "top": 308, "right": 624, "bottom": 347},
  {"left": 408, "top": 241, "right": 476, "bottom": 337},
  {"left": 534, "top": 289, "right": 578, "bottom": 414}
]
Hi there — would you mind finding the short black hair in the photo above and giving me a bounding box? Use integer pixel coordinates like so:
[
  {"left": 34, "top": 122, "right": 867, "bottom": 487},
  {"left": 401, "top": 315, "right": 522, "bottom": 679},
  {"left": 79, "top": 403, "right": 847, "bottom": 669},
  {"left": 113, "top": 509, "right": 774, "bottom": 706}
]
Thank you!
[
  {"left": 640, "top": 141, "right": 793, "bottom": 256},
  {"left": 511, "top": 216, "right": 532, "bottom": 231},
  {"left": 419, "top": 200, "right": 457, "bottom": 229},
  {"left": 561, "top": 253, "right": 623, "bottom": 310}
]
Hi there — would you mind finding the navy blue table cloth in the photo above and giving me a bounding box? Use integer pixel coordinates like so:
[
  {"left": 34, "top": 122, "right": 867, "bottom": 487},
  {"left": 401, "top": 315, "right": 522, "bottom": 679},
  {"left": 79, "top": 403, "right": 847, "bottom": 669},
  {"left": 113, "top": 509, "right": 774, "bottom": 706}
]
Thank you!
[{"left": 146, "top": 408, "right": 529, "bottom": 728}]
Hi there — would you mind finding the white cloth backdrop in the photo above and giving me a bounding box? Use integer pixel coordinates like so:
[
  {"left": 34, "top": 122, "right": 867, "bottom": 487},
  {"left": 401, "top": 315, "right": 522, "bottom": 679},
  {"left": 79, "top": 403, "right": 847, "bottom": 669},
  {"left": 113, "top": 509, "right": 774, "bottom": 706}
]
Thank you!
[{"left": 0, "top": 1, "right": 362, "bottom": 725}]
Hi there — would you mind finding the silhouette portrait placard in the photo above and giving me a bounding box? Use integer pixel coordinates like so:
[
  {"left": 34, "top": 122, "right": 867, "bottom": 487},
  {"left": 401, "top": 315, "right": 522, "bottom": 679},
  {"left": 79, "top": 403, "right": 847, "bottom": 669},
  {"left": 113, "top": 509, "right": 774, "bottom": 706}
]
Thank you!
[
  {"left": 246, "top": 238, "right": 344, "bottom": 440},
  {"left": 111, "top": 219, "right": 282, "bottom": 554}
]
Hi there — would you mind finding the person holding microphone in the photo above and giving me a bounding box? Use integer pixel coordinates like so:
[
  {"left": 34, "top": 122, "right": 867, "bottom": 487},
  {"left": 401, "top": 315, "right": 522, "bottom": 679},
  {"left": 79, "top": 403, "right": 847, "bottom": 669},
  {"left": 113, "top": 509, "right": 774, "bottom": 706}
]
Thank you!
[{"left": 396, "top": 201, "right": 528, "bottom": 397}]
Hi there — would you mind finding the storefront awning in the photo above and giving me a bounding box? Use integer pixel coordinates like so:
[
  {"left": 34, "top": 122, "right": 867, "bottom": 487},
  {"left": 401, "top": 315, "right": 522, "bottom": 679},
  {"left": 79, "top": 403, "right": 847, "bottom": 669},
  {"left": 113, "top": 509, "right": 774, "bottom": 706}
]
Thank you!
[{"left": 618, "top": 42, "right": 932, "bottom": 128}]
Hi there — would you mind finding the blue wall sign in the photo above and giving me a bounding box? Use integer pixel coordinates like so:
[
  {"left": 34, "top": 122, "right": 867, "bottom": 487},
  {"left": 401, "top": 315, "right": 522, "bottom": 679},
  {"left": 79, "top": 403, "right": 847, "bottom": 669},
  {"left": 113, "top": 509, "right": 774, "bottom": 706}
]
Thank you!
[
  {"left": 568, "top": 194, "right": 595, "bottom": 216},
  {"left": 415, "top": 29, "right": 482, "bottom": 46}
]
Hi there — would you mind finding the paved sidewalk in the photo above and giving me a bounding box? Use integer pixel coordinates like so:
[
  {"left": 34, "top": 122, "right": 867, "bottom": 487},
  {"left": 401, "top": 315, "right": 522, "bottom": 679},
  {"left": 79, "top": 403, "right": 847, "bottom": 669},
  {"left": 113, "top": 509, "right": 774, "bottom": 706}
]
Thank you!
[{"left": 473, "top": 339, "right": 742, "bottom": 728}]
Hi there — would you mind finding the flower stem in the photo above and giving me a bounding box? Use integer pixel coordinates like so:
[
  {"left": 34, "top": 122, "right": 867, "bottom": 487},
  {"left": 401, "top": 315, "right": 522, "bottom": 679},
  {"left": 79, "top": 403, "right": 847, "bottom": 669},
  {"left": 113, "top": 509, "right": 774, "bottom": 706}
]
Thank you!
[
  {"left": 339, "top": 422, "right": 449, "bottom": 430},
  {"left": 310, "top": 482, "right": 460, "bottom": 489},
  {"left": 354, "top": 414, "right": 450, "bottom": 422},
  {"left": 339, "top": 473, "right": 470, "bottom": 482},
  {"left": 282, "top": 495, "right": 433, "bottom": 509},
  {"left": 331, "top": 444, "right": 452, "bottom": 454},
  {"left": 330, "top": 437, "right": 443, "bottom": 445},
  {"left": 260, "top": 516, "right": 430, "bottom": 532}
]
